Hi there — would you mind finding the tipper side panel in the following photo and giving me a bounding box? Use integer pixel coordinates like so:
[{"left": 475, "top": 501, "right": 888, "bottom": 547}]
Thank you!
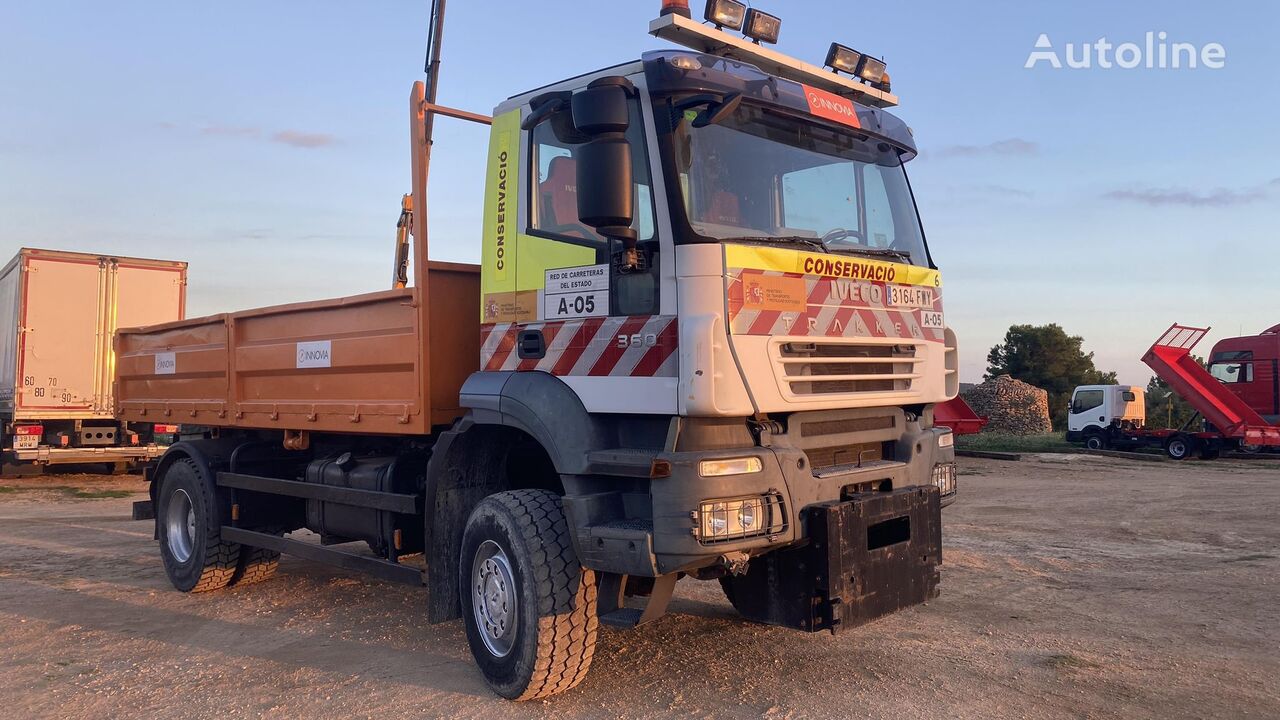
[
  {"left": 116, "top": 316, "right": 231, "bottom": 424},
  {"left": 231, "top": 289, "right": 425, "bottom": 435}
]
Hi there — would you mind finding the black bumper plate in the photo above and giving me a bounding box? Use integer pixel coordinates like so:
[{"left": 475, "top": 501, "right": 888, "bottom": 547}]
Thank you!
[{"left": 723, "top": 486, "right": 942, "bottom": 633}]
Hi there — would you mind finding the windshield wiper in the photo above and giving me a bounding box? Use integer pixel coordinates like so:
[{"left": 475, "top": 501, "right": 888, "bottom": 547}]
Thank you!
[
  {"left": 829, "top": 246, "right": 912, "bottom": 263},
  {"left": 719, "top": 236, "right": 830, "bottom": 253}
]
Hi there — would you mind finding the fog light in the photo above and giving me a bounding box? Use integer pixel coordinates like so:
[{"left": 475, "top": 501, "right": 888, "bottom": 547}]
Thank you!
[
  {"left": 695, "top": 494, "right": 783, "bottom": 544},
  {"left": 931, "top": 462, "right": 957, "bottom": 498},
  {"left": 704, "top": 0, "right": 746, "bottom": 30},
  {"left": 699, "top": 456, "right": 763, "bottom": 477},
  {"left": 742, "top": 8, "right": 781, "bottom": 44}
]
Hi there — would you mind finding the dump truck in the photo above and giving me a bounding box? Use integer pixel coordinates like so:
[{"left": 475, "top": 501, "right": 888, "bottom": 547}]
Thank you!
[
  {"left": 1067, "top": 324, "right": 1280, "bottom": 459},
  {"left": 0, "top": 248, "right": 185, "bottom": 475},
  {"left": 118, "top": 0, "right": 959, "bottom": 699}
]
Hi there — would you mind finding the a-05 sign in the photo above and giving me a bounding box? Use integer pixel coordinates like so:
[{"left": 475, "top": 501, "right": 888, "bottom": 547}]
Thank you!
[{"left": 544, "top": 264, "right": 609, "bottom": 320}]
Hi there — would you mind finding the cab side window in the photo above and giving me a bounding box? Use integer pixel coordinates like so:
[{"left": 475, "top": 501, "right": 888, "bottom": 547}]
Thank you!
[
  {"left": 1072, "top": 389, "right": 1104, "bottom": 414},
  {"left": 528, "top": 99, "right": 659, "bottom": 317}
]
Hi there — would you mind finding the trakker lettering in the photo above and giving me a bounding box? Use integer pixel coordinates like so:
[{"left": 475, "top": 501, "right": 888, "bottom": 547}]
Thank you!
[
  {"left": 494, "top": 150, "right": 508, "bottom": 272},
  {"left": 803, "top": 256, "right": 897, "bottom": 283}
]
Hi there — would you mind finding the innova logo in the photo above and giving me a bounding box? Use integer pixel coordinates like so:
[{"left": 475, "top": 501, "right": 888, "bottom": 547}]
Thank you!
[
  {"left": 1025, "top": 32, "right": 1226, "bottom": 70},
  {"left": 296, "top": 340, "right": 332, "bottom": 369}
]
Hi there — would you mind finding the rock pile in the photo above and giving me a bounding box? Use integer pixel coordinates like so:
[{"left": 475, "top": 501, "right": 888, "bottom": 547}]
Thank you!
[{"left": 961, "top": 375, "right": 1053, "bottom": 435}]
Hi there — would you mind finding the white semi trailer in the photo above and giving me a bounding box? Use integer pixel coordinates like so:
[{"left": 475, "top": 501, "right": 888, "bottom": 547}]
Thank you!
[{"left": 0, "top": 248, "right": 186, "bottom": 474}]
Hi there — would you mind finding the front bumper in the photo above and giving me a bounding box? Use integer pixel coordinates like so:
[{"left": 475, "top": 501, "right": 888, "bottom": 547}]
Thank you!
[{"left": 723, "top": 486, "right": 942, "bottom": 632}]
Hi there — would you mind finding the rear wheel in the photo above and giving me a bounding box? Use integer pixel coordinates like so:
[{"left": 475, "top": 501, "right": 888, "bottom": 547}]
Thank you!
[
  {"left": 1165, "top": 435, "right": 1193, "bottom": 461},
  {"left": 157, "top": 458, "right": 240, "bottom": 592},
  {"left": 460, "top": 489, "right": 598, "bottom": 700},
  {"left": 231, "top": 545, "right": 280, "bottom": 586}
]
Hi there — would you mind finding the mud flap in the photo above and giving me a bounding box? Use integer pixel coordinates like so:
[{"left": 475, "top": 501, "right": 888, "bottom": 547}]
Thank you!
[{"left": 724, "top": 486, "right": 942, "bottom": 633}]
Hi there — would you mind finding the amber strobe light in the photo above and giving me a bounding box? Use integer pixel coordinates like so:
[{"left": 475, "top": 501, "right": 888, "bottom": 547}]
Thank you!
[
  {"left": 704, "top": 0, "right": 746, "bottom": 30},
  {"left": 661, "top": 0, "right": 691, "bottom": 17},
  {"left": 742, "top": 8, "right": 781, "bottom": 44}
]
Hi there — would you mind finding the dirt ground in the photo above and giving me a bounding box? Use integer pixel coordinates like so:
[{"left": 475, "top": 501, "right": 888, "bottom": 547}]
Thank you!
[{"left": 0, "top": 455, "right": 1276, "bottom": 719}]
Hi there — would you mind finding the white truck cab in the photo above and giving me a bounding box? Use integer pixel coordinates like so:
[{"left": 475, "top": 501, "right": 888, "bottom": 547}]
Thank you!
[{"left": 1067, "top": 384, "right": 1146, "bottom": 448}]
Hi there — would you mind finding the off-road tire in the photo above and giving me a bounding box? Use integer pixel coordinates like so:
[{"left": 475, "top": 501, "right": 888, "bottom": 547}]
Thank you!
[
  {"left": 231, "top": 545, "right": 281, "bottom": 587},
  {"left": 157, "top": 458, "right": 240, "bottom": 592},
  {"left": 460, "top": 489, "right": 598, "bottom": 701}
]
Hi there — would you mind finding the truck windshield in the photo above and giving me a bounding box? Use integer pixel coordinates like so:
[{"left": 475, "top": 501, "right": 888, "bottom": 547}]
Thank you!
[{"left": 672, "top": 103, "right": 929, "bottom": 266}]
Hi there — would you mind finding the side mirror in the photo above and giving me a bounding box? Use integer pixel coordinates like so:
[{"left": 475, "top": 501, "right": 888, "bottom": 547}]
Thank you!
[{"left": 572, "top": 78, "right": 636, "bottom": 250}]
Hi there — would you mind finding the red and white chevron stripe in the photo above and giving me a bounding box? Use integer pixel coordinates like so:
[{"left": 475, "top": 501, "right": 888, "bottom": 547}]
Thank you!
[
  {"left": 479, "top": 316, "right": 679, "bottom": 377},
  {"left": 727, "top": 269, "right": 946, "bottom": 343}
]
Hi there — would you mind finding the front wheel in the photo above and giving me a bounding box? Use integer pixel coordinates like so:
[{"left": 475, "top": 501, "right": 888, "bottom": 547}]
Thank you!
[
  {"left": 460, "top": 490, "right": 598, "bottom": 700},
  {"left": 1084, "top": 433, "right": 1107, "bottom": 451}
]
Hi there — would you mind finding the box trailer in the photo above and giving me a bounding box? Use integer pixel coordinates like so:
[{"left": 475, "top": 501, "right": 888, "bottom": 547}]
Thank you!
[{"left": 0, "top": 248, "right": 186, "bottom": 473}]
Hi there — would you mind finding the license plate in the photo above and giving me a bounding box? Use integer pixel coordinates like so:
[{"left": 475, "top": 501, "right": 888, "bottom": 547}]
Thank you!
[
  {"left": 13, "top": 435, "right": 39, "bottom": 450},
  {"left": 887, "top": 285, "right": 934, "bottom": 308}
]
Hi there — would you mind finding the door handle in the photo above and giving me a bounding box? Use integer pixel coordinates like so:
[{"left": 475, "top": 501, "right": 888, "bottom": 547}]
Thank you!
[{"left": 517, "top": 329, "right": 546, "bottom": 360}]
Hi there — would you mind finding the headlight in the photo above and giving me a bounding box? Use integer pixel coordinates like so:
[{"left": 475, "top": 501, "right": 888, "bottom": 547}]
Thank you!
[
  {"left": 694, "top": 494, "right": 786, "bottom": 544},
  {"left": 698, "top": 456, "right": 763, "bottom": 477},
  {"left": 938, "top": 431, "right": 954, "bottom": 448}
]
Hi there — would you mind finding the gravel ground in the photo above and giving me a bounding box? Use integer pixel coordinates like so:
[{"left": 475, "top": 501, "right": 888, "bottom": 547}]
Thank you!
[{"left": 0, "top": 454, "right": 1276, "bottom": 719}]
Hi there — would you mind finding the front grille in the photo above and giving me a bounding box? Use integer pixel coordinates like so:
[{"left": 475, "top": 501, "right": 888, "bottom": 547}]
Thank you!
[
  {"left": 805, "top": 441, "right": 884, "bottom": 471},
  {"left": 777, "top": 341, "right": 922, "bottom": 397}
]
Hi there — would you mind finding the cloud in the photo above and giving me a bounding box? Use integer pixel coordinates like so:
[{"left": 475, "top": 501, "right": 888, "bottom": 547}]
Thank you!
[
  {"left": 200, "top": 125, "right": 261, "bottom": 138},
  {"left": 932, "top": 138, "right": 1039, "bottom": 159},
  {"left": 271, "top": 130, "right": 337, "bottom": 149},
  {"left": 974, "top": 184, "right": 1034, "bottom": 198},
  {"left": 1103, "top": 183, "right": 1272, "bottom": 208}
]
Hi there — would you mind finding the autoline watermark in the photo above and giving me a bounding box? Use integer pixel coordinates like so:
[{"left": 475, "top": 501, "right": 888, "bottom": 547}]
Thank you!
[{"left": 1026, "top": 32, "right": 1226, "bottom": 70}]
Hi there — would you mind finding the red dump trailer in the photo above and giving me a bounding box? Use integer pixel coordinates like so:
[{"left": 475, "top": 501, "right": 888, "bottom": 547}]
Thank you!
[
  {"left": 1113, "top": 324, "right": 1280, "bottom": 460},
  {"left": 933, "top": 396, "right": 987, "bottom": 436}
]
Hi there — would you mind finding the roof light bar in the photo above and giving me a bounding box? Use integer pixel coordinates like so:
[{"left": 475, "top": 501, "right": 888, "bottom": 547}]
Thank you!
[
  {"left": 703, "top": 0, "right": 746, "bottom": 31},
  {"left": 649, "top": 13, "right": 900, "bottom": 107}
]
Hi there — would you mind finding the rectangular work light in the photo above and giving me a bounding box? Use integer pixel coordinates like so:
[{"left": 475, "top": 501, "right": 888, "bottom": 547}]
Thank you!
[
  {"left": 825, "top": 43, "right": 863, "bottom": 75},
  {"left": 742, "top": 8, "right": 781, "bottom": 44},
  {"left": 704, "top": 0, "right": 746, "bottom": 30},
  {"left": 857, "top": 54, "right": 887, "bottom": 84}
]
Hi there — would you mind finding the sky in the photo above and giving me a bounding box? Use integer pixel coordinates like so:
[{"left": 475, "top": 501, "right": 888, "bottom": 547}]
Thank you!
[{"left": 2, "top": 0, "right": 1277, "bottom": 385}]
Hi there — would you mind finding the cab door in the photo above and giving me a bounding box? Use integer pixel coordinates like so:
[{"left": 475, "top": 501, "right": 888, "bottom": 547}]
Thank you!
[{"left": 478, "top": 83, "right": 678, "bottom": 414}]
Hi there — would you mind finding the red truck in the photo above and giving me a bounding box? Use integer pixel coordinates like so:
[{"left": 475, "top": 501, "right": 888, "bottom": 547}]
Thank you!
[{"left": 1070, "top": 324, "right": 1280, "bottom": 459}]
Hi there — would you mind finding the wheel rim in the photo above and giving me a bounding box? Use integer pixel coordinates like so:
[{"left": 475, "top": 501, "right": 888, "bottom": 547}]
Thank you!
[
  {"left": 165, "top": 488, "right": 196, "bottom": 563},
  {"left": 471, "top": 539, "right": 517, "bottom": 658},
  {"left": 1169, "top": 440, "right": 1187, "bottom": 458},
  {"left": 1087, "top": 437, "right": 1102, "bottom": 449}
]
